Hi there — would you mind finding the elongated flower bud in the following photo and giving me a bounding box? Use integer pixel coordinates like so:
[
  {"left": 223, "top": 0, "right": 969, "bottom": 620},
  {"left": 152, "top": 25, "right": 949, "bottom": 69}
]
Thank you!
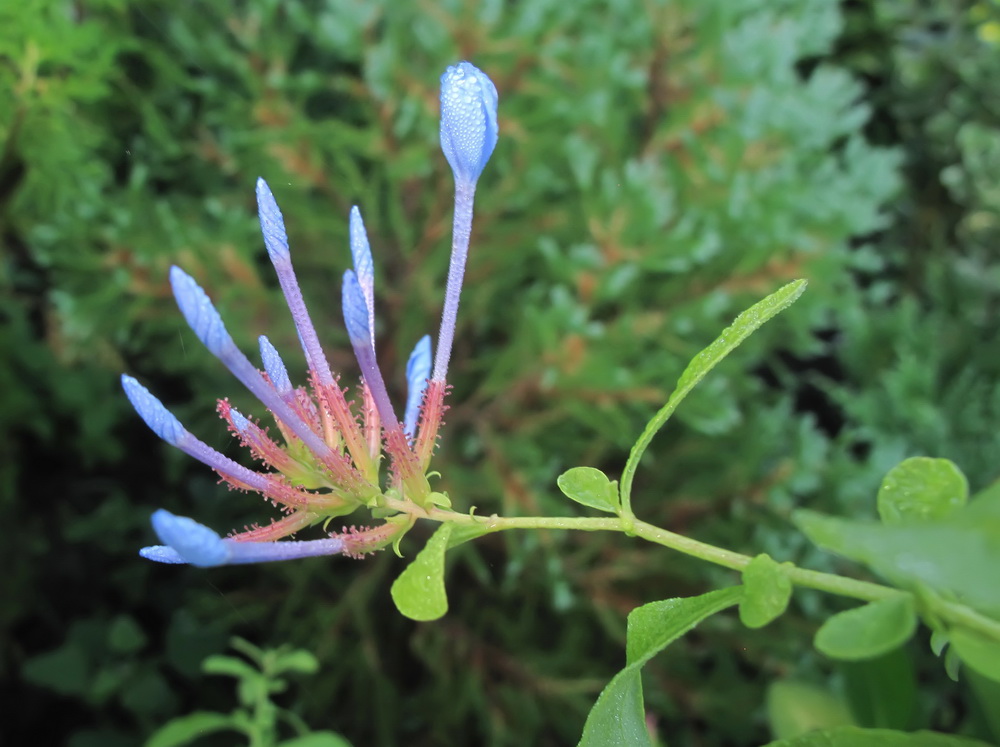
[
  {"left": 258, "top": 335, "right": 292, "bottom": 396},
  {"left": 121, "top": 375, "right": 185, "bottom": 445},
  {"left": 404, "top": 335, "right": 432, "bottom": 438},
  {"left": 141, "top": 510, "right": 346, "bottom": 567},
  {"left": 349, "top": 206, "right": 376, "bottom": 345},
  {"left": 439, "top": 61, "right": 498, "bottom": 187},
  {"left": 170, "top": 266, "right": 235, "bottom": 356}
]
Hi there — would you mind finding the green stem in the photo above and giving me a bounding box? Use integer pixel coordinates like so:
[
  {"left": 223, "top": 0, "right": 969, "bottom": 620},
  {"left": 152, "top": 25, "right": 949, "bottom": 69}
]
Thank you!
[{"left": 419, "top": 507, "right": 1000, "bottom": 640}]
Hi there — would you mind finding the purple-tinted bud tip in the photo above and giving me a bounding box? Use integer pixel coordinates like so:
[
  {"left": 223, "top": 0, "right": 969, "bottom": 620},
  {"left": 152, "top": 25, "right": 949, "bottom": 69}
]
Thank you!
[
  {"left": 256, "top": 178, "right": 290, "bottom": 261},
  {"left": 149, "top": 509, "right": 230, "bottom": 567},
  {"left": 440, "top": 61, "right": 498, "bottom": 186},
  {"left": 258, "top": 336, "right": 292, "bottom": 395},
  {"left": 341, "top": 270, "right": 372, "bottom": 350},
  {"left": 170, "top": 266, "right": 234, "bottom": 356},
  {"left": 121, "top": 375, "right": 186, "bottom": 445},
  {"left": 404, "top": 335, "right": 432, "bottom": 438}
]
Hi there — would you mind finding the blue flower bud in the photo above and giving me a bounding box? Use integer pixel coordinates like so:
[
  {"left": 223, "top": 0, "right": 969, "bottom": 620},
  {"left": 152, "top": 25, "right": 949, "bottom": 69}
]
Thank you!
[
  {"left": 341, "top": 270, "right": 372, "bottom": 350},
  {"left": 170, "top": 266, "right": 235, "bottom": 356},
  {"left": 140, "top": 510, "right": 348, "bottom": 566},
  {"left": 149, "top": 509, "right": 230, "bottom": 567},
  {"left": 439, "top": 61, "right": 498, "bottom": 186},
  {"left": 228, "top": 407, "right": 252, "bottom": 436},
  {"left": 258, "top": 336, "right": 292, "bottom": 395},
  {"left": 404, "top": 335, "right": 432, "bottom": 438},
  {"left": 256, "top": 178, "right": 290, "bottom": 261},
  {"left": 349, "top": 206, "right": 375, "bottom": 343},
  {"left": 121, "top": 375, "right": 186, "bottom": 446}
]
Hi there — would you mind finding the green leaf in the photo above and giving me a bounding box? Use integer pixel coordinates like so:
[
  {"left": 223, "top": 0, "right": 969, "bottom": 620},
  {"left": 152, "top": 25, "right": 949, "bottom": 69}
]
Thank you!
[
  {"left": 793, "top": 509, "right": 1000, "bottom": 618},
  {"left": 578, "top": 668, "right": 649, "bottom": 747},
  {"left": 446, "top": 522, "right": 491, "bottom": 549},
  {"left": 22, "top": 643, "right": 90, "bottom": 697},
  {"left": 761, "top": 726, "right": 993, "bottom": 747},
  {"left": 620, "top": 280, "right": 806, "bottom": 510},
  {"left": 877, "top": 457, "right": 968, "bottom": 525},
  {"left": 144, "top": 712, "right": 235, "bottom": 747},
  {"left": 272, "top": 649, "right": 319, "bottom": 676},
  {"left": 740, "top": 554, "right": 793, "bottom": 628},
  {"left": 277, "top": 733, "right": 354, "bottom": 747},
  {"left": 967, "top": 668, "right": 1000, "bottom": 742},
  {"left": 967, "top": 480, "right": 1000, "bottom": 519},
  {"left": 557, "top": 466, "right": 619, "bottom": 514},
  {"left": 767, "top": 680, "right": 854, "bottom": 739},
  {"left": 107, "top": 614, "right": 147, "bottom": 654},
  {"left": 840, "top": 648, "right": 917, "bottom": 730},
  {"left": 428, "top": 491, "right": 452, "bottom": 509},
  {"left": 390, "top": 524, "right": 453, "bottom": 621},
  {"left": 201, "top": 654, "right": 258, "bottom": 681},
  {"left": 579, "top": 587, "right": 742, "bottom": 747},
  {"left": 951, "top": 627, "right": 1000, "bottom": 683},
  {"left": 814, "top": 596, "right": 917, "bottom": 660}
]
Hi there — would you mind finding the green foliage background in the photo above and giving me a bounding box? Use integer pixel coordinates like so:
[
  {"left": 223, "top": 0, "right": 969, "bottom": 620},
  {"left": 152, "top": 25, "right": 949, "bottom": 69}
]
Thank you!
[{"left": 2, "top": 0, "right": 998, "bottom": 745}]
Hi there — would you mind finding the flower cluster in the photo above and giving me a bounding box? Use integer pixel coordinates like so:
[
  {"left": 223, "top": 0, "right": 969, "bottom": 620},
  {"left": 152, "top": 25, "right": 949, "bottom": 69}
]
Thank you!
[{"left": 124, "top": 62, "right": 498, "bottom": 567}]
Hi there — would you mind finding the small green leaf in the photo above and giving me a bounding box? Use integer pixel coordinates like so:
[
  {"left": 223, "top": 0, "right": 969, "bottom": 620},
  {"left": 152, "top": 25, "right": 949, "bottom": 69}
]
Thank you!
[
  {"left": 760, "top": 725, "right": 993, "bottom": 747},
  {"left": 228, "top": 637, "right": 265, "bottom": 665},
  {"left": 145, "top": 712, "right": 235, "bottom": 747},
  {"left": 740, "top": 554, "right": 793, "bottom": 628},
  {"left": 814, "top": 596, "right": 917, "bottom": 660},
  {"left": 428, "top": 491, "right": 452, "bottom": 509},
  {"left": 950, "top": 627, "right": 1000, "bottom": 683},
  {"left": 272, "top": 649, "right": 319, "bottom": 676},
  {"left": 557, "top": 466, "right": 619, "bottom": 513},
  {"left": 107, "top": 614, "right": 147, "bottom": 654},
  {"left": 793, "top": 509, "right": 1000, "bottom": 617},
  {"left": 620, "top": 280, "right": 806, "bottom": 511},
  {"left": 390, "top": 524, "right": 453, "bottom": 621},
  {"left": 877, "top": 457, "right": 968, "bottom": 525},
  {"left": 579, "top": 587, "right": 742, "bottom": 747},
  {"left": 930, "top": 629, "right": 949, "bottom": 657},
  {"left": 201, "top": 654, "right": 258, "bottom": 681},
  {"left": 767, "top": 680, "right": 855, "bottom": 739}
]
